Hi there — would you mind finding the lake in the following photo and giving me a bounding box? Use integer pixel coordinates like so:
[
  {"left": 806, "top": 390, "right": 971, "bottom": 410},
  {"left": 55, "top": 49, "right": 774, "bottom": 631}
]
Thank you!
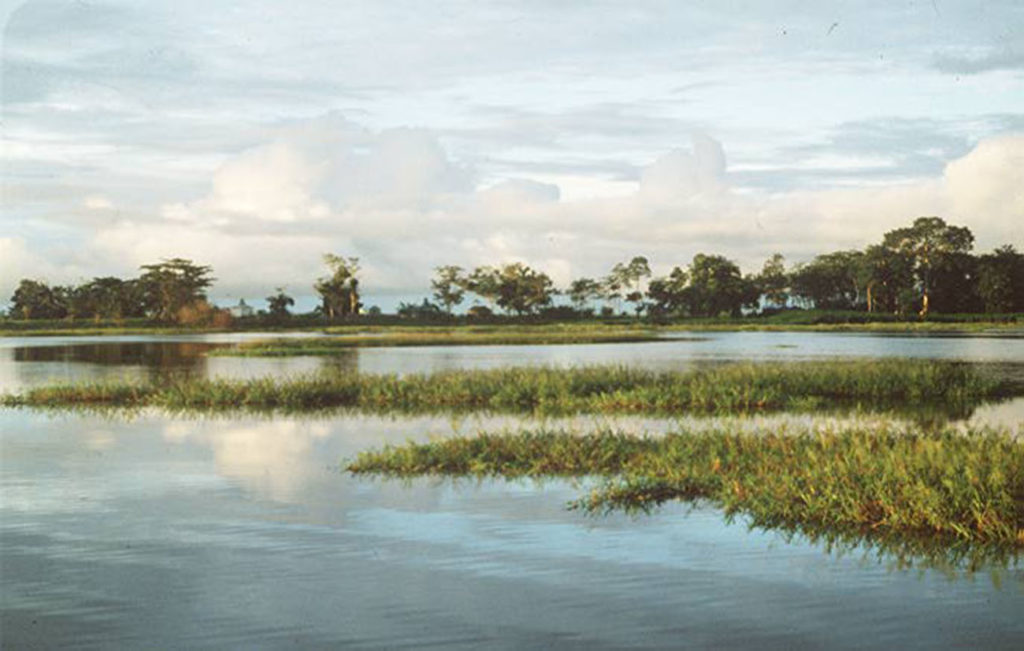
[{"left": 2, "top": 332, "right": 1022, "bottom": 648}]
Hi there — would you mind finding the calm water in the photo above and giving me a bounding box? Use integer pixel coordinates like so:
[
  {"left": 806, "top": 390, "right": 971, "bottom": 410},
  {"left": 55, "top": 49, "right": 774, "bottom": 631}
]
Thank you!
[
  {"left": 4, "top": 329, "right": 1024, "bottom": 391},
  {"left": 2, "top": 332, "right": 1023, "bottom": 648}
]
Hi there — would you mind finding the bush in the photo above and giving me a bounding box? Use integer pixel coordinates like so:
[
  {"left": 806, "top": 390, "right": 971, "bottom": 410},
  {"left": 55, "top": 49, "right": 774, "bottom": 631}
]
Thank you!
[{"left": 175, "top": 300, "right": 233, "bottom": 327}]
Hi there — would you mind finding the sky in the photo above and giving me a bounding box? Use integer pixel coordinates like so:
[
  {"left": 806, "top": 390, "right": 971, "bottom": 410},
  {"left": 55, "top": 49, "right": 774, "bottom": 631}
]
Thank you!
[{"left": 2, "top": 0, "right": 1022, "bottom": 310}]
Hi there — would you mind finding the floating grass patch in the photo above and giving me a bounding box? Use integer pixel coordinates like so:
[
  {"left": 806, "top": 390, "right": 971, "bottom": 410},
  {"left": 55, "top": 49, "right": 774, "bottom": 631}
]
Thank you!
[
  {"left": 348, "top": 425, "right": 1024, "bottom": 550},
  {"left": 1, "top": 360, "right": 1011, "bottom": 414},
  {"left": 209, "top": 330, "right": 663, "bottom": 356}
]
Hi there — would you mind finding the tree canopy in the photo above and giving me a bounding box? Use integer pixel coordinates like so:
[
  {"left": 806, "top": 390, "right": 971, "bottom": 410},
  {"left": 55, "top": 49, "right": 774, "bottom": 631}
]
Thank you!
[
  {"left": 266, "top": 288, "right": 295, "bottom": 320},
  {"left": 494, "top": 263, "right": 555, "bottom": 315},
  {"left": 9, "top": 279, "right": 66, "bottom": 320},
  {"left": 790, "top": 251, "right": 863, "bottom": 311},
  {"left": 684, "top": 253, "right": 758, "bottom": 317},
  {"left": 882, "top": 216, "right": 974, "bottom": 317},
  {"left": 315, "top": 254, "right": 361, "bottom": 319},
  {"left": 567, "top": 277, "right": 602, "bottom": 312},
  {"left": 976, "top": 245, "right": 1024, "bottom": 313},
  {"left": 138, "top": 258, "right": 214, "bottom": 322},
  {"left": 431, "top": 265, "right": 466, "bottom": 314},
  {"left": 646, "top": 266, "right": 688, "bottom": 316},
  {"left": 757, "top": 253, "right": 788, "bottom": 309}
]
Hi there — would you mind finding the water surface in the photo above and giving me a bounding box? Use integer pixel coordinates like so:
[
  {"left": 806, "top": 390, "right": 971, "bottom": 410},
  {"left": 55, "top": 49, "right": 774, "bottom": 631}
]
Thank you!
[
  {"left": 3, "top": 410, "right": 1022, "bottom": 649},
  {"left": 4, "top": 330, "right": 1024, "bottom": 391},
  {"left": 2, "top": 332, "right": 1023, "bottom": 648}
]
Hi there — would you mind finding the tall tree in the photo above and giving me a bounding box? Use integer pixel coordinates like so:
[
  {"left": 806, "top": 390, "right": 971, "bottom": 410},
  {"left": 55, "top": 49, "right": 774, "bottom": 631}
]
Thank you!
[
  {"left": 600, "top": 272, "right": 624, "bottom": 314},
  {"left": 73, "top": 276, "right": 141, "bottom": 321},
  {"left": 567, "top": 277, "right": 602, "bottom": 312},
  {"left": 464, "top": 266, "right": 501, "bottom": 310},
  {"left": 646, "top": 266, "right": 688, "bottom": 317},
  {"left": 494, "top": 263, "right": 555, "bottom": 315},
  {"left": 59, "top": 284, "right": 88, "bottom": 320},
  {"left": 859, "top": 244, "right": 914, "bottom": 314},
  {"left": 790, "top": 251, "right": 863, "bottom": 310},
  {"left": 138, "top": 258, "right": 214, "bottom": 322},
  {"left": 266, "top": 288, "right": 295, "bottom": 319},
  {"left": 601, "top": 257, "right": 648, "bottom": 315},
  {"left": 928, "top": 251, "right": 981, "bottom": 313},
  {"left": 431, "top": 265, "right": 466, "bottom": 314},
  {"left": 315, "top": 254, "right": 361, "bottom": 319},
  {"left": 757, "top": 253, "right": 788, "bottom": 309},
  {"left": 976, "top": 245, "right": 1024, "bottom": 313},
  {"left": 621, "top": 256, "right": 652, "bottom": 317},
  {"left": 881, "top": 217, "right": 974, "bottom": 318},
  {"left": 684, "top": 253, "right": 756, "bottom": 317},
  {"left": 9, "top": 279, "right": 67, "bottom": 320}
]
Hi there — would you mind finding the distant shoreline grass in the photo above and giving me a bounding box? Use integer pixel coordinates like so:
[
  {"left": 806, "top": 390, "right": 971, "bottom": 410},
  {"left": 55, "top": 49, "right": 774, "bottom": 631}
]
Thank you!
[
  {"left": 662, "top": 322, "right": 1024, "bottom": 333},
  {"left": 348, "top": 425, "right": 1024, "bottom": 550},
  {"left": 1, "top": 360, "right": 1011, "bottom": 415},
  {"left": 2, "top": 311, "right": 1021, "bottom": 338},
  {"left": 209, "top": 330, "right": 664, "bottom": 356}
]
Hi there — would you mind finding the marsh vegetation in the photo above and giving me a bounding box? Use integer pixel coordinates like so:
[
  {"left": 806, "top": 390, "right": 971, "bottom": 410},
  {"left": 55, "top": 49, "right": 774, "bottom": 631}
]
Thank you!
[
  {"left": 349, "top": 425, "right": 1024, "bottom": 550},
  {"left": 2, "top": 360, "right": 1010, "bottom": 416},
  {"left": 210, "top": 329, "right": 662, "bottom": 356}
]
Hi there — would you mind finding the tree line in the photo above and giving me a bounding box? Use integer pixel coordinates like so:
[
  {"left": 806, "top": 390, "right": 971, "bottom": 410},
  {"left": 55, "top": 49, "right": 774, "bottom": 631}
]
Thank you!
[
  {"left": 7, "top": 258, "right": 222, "bottom": 324},
  {"left": 422, "top": 217, "right": 1022, "bottom": 318},
  {"left": 5, "top": 216, "right": 1023, "bottom": 323},
  {"left": 4, "top": 254, "right": 364, "bottom": 325}
]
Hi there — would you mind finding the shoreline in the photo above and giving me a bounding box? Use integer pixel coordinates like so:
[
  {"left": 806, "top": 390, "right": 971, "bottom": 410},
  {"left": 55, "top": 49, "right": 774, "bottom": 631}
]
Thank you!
[{"left": 2, "top": 319, "right": 1022, "bottom": 338}]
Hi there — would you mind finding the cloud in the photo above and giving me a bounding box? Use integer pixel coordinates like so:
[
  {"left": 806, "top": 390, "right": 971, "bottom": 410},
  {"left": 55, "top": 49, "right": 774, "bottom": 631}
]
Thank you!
[
  {"left": 772, "top": 118, "right": 974, "bottom": 187},
  {"left": 163, "top": 141, "right": 331, "bottom": 225},
  {"left": 452, "top": 103, "right": 698, "bottom": 152},
  {"left": 933, "top": 49, "right": 1024, "bottom": 75},
  {"left": 639, "top": 133, "right": 726, "bottom": 203},
  {"left": 943, "top": 133, "right": 1024, "bottom": 241},
  {"left": 0, "top": 237, "right": 58, "bottom": 299},
  {"left": 761, "top": 133, "right": 1024, "bottom": 253},
  {"left": 3, "top": 110, "right": 1021, "bottom": 305},
  {"left": 164, "top": 115, "right": 473, "bottom": 228},
  {"left": 478, "top": 179, "right": 560, "bottom": 208},
  {"left": 342, "top": 127, "right": 473, "bottom": 208},
  {"left": 89, "top": 222, "right": 336, "bottom": 298},
  {"left": 83, "top": 195, "right": 114, "bottom": 210}
]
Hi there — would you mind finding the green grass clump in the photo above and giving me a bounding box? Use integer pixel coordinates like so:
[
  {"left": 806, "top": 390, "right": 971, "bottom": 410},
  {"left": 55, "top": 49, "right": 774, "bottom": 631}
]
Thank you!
[
  {"left": 0, "top": 360, "right": 1009, "bottom": 415},
  {"left": 210, "top": 330, "right": 662, "bottom": 356},
  {"left": 348, "top": 425, "right": 1024, "bottom": 550},
  {"left": 2, "top": 383, "right": 161, "bottom": 407}
]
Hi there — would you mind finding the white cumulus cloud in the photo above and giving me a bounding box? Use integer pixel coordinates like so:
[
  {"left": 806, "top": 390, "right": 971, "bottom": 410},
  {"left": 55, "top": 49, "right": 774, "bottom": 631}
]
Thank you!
[{"left": 3, "top": 114, "right": 1021, "bottom": 306}]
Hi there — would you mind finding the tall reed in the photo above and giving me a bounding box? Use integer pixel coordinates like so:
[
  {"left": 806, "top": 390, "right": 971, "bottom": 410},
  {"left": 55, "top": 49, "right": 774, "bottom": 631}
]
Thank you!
[{"left": 349, "top": 424, "right": 1024, "bottom": 549}]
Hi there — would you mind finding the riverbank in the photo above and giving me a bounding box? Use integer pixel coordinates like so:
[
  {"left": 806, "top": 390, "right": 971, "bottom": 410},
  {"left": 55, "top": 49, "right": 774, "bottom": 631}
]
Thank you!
[{"left": 2, "top": 311, "right": 1021, "bottom": 337}]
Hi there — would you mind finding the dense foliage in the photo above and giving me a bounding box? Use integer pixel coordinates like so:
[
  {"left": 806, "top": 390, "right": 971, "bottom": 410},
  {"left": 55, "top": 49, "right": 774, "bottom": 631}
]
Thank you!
[
  {"left": 784, "top": 217, "right": 1022, "bottom": 316},
  {"left": 8, "top": 258, "right": 217, "bottom": 324}
]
